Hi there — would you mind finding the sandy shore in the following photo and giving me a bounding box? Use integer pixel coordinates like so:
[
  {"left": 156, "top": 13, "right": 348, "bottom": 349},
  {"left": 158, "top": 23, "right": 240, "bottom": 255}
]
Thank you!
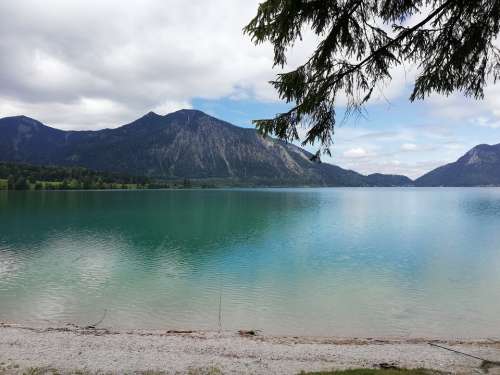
[{"left": 1, "top": 324, "right": 500, "bottom": 374}]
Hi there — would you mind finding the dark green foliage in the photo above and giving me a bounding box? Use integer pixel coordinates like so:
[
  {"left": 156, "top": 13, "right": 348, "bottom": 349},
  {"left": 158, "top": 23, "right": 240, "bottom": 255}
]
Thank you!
[
  {"left": 0, "top": 162, "right": 151, "bottom": 190},
  {"left": 147, "top": 181, "right": 171, "bottom": 189},
  {"left": 244, "top": 0, "right": 500, "bottom": 155},
  {"left": 183, "top": 178, "right": 192, "bottom": 188},
  {"left": 14, "top": 176, "right": 29, "bottom": 190},
  {"left": 7, "top": 175, "right": 15, "bottom": 190},
  {"left": 7, "top": 175, "right": 29, "bottom": 190},
  {"left": 60, "top": 179, "right": 69, "bottom": 190}
]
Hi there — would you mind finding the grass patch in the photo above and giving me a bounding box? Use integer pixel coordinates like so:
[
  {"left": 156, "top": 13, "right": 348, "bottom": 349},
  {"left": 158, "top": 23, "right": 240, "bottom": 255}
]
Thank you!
[{"left": 0, "top": 179, "right": 7, "bottom": 190}]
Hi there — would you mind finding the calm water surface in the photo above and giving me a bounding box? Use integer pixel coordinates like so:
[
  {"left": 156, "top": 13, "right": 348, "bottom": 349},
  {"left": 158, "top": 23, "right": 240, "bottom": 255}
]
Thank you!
[{"left": 1, "top": 188, "right": 500, "bottom": 338}]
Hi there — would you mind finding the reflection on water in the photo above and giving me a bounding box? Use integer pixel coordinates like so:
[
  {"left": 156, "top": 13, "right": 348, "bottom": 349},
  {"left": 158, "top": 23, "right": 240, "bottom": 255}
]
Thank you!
[{"left": 1, "top": 188, "right": 500, "bottom": 338}]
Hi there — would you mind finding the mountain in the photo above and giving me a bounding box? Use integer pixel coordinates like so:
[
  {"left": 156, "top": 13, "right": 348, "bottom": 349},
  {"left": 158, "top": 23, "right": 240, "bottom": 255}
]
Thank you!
[
  {"left": 415, "top": 143, "right": 500, "bottom": 186},
  {"left": 365, "top": 173, "right": 413, "bottom": 187},
  {"left": 0, "top": 110, "right": 412, "bottom": 186}
]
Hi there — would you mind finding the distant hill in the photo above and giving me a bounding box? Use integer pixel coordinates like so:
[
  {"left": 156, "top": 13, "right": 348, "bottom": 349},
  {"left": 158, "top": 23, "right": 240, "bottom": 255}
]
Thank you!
[
  {"left": 415, "top": 143, "right": 500, "bottom": 186},
  {"left": 365, "top": 173, "right": 413, "bottom": 187},
  {"left": 0, "top": 109, "right": 412, "bottom": 186}
]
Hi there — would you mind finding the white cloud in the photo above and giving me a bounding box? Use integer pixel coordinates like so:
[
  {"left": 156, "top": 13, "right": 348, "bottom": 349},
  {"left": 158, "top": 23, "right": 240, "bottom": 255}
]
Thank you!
[
  {"left": 153, "top": 100, "right": 193, "bottom": 117},
  {"left": 476, "top": 116, "right": 500, "bottom": 129},
  {"left": 0, "top": 0, "right": 414, "bottom": 130},
  {"left": 0, "top": 0, "right": 275, "bottom": 128},
  {"left": 343, "top": 147, "right": 370, "bottom": 158},
  {"left": 401, "top": 143, "right": 418, "bottom": 151},
  {"left": 423, "top": 79, "right": 500, "bottom": 127}
]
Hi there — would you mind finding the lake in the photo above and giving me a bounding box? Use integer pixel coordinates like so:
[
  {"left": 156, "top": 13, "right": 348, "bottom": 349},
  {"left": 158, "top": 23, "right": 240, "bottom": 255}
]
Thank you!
[{"left": 1, "top": 188, "right": 500, "bottom": 338}]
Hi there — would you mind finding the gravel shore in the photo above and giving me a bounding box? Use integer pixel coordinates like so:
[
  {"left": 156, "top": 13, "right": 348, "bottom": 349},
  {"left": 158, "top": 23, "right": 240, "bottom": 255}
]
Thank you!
[{"left": 1, "top": 324, "right": 499, "bottom": 374}]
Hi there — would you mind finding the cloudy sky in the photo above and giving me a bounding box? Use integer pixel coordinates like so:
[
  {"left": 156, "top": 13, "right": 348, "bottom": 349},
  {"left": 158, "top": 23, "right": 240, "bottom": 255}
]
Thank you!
[{"left": 1, "top": 0, "right": 500, "bottom": 179}]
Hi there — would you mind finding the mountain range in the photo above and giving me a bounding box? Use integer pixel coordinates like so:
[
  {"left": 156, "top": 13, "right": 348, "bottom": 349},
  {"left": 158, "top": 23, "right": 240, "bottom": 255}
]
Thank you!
[
  {"left": 0, "top": 110, "right": 412, "bottom": 187},
  {"left": 0, "top": 109, "right": 498, "bottom": 187},
  {"left": 415, "top": 143, "right": 500, "bottom": 186}
]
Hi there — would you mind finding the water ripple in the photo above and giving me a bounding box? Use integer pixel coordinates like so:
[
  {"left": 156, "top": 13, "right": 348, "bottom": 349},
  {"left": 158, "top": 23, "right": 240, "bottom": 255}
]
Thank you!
[{"left": 1, "top": 188, "right": 500, "bottom": 337}]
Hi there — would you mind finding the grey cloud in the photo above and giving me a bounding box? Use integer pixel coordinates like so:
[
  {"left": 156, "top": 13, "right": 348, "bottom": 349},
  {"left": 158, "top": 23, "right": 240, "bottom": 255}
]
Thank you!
[
  {"left": 0, "top": 0, "right": 281, "bottom": 128},
  {"left": 0, "top": 0, "right": 417, "bottom": 131}
]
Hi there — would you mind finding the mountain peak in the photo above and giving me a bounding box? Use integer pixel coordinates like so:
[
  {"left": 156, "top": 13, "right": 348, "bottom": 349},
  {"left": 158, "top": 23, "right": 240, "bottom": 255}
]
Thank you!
[
  {"left": 120, "top": 109, "right": 209, "bottom": 130},
  {"left": 163, "top": 109, "right": 216, "bottom": 129},
  {"left": 0, "top": 115, "right": 49, "bottom": 129},
  {"left": 460, "top": 143, "right": 500, "bottom": 166},
  {"left": 141, "top": 111, "right": 161, "bottom": 119},
  {"left": 4, "top": 114, "right": 41, "bottom": 122},
  {"left": 167, "top": 109, "right": 207, "bottom": 120},
  {"left": 172, "top": 108, "right": 205, "bottom": 115}
]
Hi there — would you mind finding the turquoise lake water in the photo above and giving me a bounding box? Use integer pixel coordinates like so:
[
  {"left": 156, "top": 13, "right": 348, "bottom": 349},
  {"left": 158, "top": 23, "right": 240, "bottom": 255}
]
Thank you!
[{"left": 0, "top": 188, "right": 500, "bottom": 338}]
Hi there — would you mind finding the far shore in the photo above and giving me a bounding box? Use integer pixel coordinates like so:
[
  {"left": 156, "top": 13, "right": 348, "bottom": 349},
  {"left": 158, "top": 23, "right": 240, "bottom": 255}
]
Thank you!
[{"left": 1, "top": 323, "right": 499, "bottom": 374}]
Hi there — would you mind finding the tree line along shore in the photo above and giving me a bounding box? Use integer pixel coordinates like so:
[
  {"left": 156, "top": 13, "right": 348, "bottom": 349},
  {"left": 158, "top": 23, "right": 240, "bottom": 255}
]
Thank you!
[{"left": 0, "top": 162, "right": 203, "bottom": 191}]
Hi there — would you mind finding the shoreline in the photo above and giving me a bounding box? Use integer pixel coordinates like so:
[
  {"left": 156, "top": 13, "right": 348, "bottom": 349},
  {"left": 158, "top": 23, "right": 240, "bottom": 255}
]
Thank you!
[{"left": 1, "top": 323, "right": 499, "bottom": 374}]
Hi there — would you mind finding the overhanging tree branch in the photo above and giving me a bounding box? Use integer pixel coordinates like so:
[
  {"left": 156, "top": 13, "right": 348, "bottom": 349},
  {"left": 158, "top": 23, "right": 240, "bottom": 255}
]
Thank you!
[{"left": 244, "top": 0, "right": 500, "bottom": 157}]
